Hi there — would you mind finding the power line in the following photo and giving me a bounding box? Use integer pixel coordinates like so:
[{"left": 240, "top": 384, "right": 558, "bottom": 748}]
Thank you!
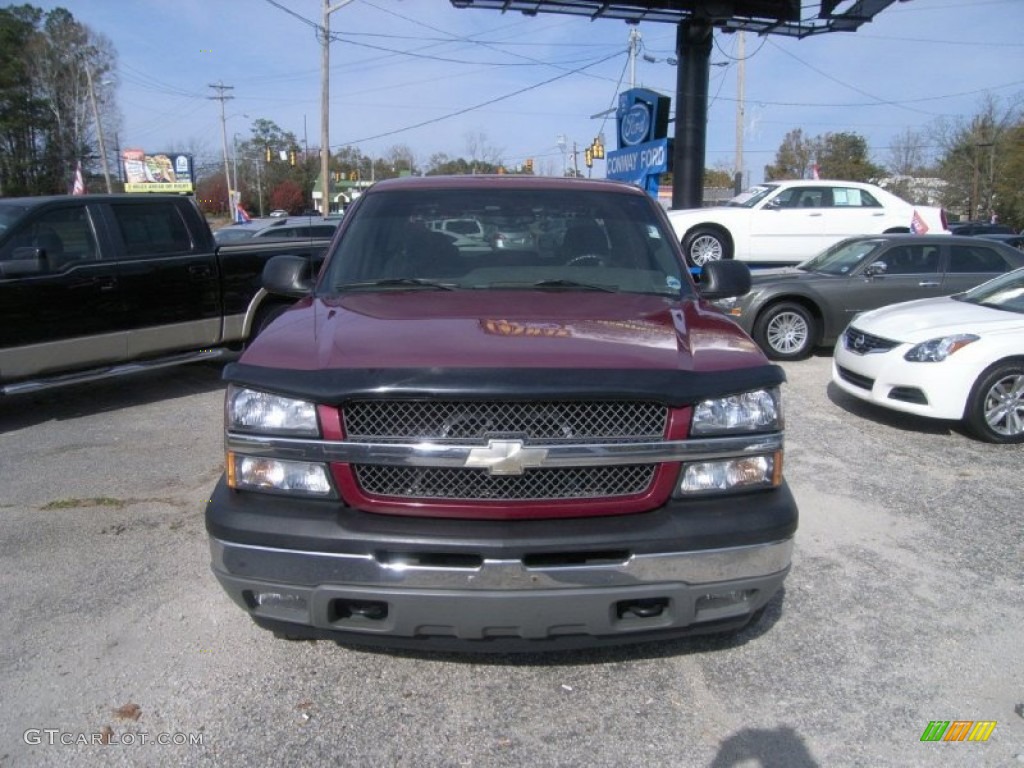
[{"left": 342, "top": 48, "right": 626, "bottom": 146}]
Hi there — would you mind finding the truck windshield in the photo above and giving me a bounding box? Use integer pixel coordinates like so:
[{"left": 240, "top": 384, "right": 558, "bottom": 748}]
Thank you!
[{"left": 320, "top": 188, "right": 692, "bottom": 299}]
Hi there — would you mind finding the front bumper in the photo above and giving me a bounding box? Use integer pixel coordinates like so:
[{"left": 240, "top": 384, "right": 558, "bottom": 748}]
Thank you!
[
  {"left": 206, "top": 478, "right": 797, "bottom": 650},
  {"left": 832, "top": 341, "right": 975, "bottom": 420}
]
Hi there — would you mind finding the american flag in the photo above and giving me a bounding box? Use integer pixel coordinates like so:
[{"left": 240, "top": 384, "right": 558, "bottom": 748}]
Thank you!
[
  {"left": 71, "top": 161, "right": 85, "bottom": 195},
  {"left": 910, "top": 210, "right": 929, "bottom": 234}
]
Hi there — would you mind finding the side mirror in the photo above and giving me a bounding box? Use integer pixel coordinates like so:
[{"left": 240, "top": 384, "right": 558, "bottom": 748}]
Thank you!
[
  {"left": 697, "top": 260, "right": 751, "bottom": 300},
  {"left": 864, "top": 261, "right": 887, "bottom": 277},
  {"left": 262, "top": 254, "right": 313, "bottom": 298}
]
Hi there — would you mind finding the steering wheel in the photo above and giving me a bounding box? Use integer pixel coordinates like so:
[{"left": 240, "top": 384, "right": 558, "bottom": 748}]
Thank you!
[{"left": 565, "top": 253, "right": 606, "bottom": 268}]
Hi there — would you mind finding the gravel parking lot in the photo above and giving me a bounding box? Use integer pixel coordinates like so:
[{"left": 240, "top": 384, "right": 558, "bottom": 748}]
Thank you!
[{"left": 1, "top": 354, "right": 1021, "bottom": 767}]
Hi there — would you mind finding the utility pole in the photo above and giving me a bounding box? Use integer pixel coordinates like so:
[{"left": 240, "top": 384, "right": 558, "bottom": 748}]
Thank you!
[
  {"left": 628, "top": 27, "right": 641, "bottom": 89},
  {"left": 208, "top": 81, "right": 234, "bottom": 214},
  {"left": 85, "top": 64, "right": 112, "bottom": 193},
  {"left": 734, "top": 31, "right": 745, "bottom": 194},
  {"left": 320, "top": 0, "right": 355, "bottom": 216}
]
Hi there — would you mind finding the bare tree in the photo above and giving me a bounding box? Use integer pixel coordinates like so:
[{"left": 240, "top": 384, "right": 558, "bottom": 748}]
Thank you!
[
  {"left": 464, "top": 129, "right": 504, "bottom": 173},
  {"left": 887, "top": 128, "right": 929, "bottom": 177}
]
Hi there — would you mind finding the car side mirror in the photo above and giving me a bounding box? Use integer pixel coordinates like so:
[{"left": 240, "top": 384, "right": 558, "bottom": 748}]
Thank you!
[
  {"left": 697, "top": 260, "right": 751, "bottom": 300},
  {"left": 864, "top": 261, "right": 887, "bottom": 277},
  {"left": 262, "top": 254, "right": 313, "bottom": 298}
]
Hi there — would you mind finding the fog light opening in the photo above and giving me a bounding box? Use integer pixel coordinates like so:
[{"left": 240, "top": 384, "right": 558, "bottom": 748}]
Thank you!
[
  {"left": 616, "top": 597, "right": 669, "bottom": 620},
  {"left": 330, "top": 599, "right": 389, "bottom": 623}
]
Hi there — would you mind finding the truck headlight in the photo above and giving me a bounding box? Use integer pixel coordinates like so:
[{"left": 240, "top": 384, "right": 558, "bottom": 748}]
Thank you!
[
  {"left": 903, "top": 334, "right": 978, "bottom": 362},
  {"left": 227, "top": 453, "right": 333, "bottom": 496},
  {"left": 691, "top": 388, "right": 781, "bottom": 435},
  {"left": 226, "top": 385, "right": 319, "bottom": 436},
  {"left": 679, "top": 454, "right": 780, "bottom": 494}
]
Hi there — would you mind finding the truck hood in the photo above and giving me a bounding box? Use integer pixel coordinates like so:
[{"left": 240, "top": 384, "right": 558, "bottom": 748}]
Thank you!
[{"left": 245, "top": 291, "right": 765, "bottom": 372}]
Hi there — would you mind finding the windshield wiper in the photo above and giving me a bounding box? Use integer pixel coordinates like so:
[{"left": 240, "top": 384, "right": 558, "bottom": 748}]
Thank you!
[
  {"left": 529, "top": 279, "right": 617, "bottom": 293},
  {"left": 337, "top": 278, "right": 455, "bottom": 291}
]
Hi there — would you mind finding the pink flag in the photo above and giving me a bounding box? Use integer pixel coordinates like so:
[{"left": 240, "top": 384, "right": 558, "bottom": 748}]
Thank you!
[
  {"left": 811, "top": 164, "right": 820, "bottom": 180},
  {"left": 910, "top": 210, "right": 929, "bottom": 234}
]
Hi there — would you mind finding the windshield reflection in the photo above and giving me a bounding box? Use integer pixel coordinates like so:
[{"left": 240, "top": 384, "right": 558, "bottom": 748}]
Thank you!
[{"left": 798, "top": 238, "right": 885, "bottom": 276}]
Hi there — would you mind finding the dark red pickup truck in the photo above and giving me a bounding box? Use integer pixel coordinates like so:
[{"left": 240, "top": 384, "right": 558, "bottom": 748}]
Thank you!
[{"left": 205, "top": 175, "right": 798, "bottom": 652}]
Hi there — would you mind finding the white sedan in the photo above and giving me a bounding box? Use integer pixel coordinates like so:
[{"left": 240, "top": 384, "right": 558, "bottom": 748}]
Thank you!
[
  {"left": 832, "top": 267, "right": 1024, "bottom": 443},
  {"left": 667, "top": 180, "right": 948, "bottom": 267}
]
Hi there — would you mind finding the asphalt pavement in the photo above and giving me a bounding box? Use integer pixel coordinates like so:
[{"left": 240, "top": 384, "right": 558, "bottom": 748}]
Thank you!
[{"left": 0, "top": 354, "right": 1021, "bottom": 767}]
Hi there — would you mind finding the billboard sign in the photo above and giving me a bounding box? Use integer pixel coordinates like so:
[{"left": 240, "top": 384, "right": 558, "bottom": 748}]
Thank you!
[{"left": 122, "top": 149, "right": 194, "bottom": 193}]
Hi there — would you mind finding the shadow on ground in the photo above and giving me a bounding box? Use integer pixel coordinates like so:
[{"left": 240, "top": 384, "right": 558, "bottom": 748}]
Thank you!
[{"left": 0, "top": 361, "right": 228, "bottom": 432}]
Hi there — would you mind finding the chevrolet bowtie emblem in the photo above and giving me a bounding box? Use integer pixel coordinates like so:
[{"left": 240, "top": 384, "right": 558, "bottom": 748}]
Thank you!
[{"left": 464, "top": 440, "right": 548, "bottom": 475}]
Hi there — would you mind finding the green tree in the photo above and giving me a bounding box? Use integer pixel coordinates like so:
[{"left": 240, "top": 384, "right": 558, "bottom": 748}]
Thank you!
[
  {"left": 764, "top": 128, "right": 814, "bottom": 181},
  {"left": 815, "top": 132, "right": 883, "bottom": 182},
  {"left": 933, "top": 94, "right": 1023, "bottom": 222},
  {"left": 0, "top": 4, "right": 117, "bottom": 196}
]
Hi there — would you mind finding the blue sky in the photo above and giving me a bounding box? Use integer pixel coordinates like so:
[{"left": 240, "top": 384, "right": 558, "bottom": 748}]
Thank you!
[{"left": 34, "top": 0, "right": 1024, "bottom": 184}]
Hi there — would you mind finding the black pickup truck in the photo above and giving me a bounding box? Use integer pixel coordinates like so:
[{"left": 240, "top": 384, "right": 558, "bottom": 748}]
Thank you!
[{"left": 0, "top": 194, "right": 330, "bottom": 395}]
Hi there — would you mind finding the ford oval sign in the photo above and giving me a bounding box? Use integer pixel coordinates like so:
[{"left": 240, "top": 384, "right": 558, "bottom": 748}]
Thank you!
[{"left": 621, "top": 104, "right": 651, "bottom": 147}]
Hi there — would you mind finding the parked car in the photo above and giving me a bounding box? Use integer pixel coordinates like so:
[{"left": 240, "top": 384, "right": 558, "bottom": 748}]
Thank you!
[
  {"left": 713, "top": 234, "right": 1024, "bottom": 360},
  {"left": 268, "top": 209, "right": 289, "bottom": 218},
  {"left": 205, "top": 174, "right": 798, "bottom": 651},
  {"left": 667, "top": 180, "right": 949, "bottom": 268},
  {"left": 832, "top": 266, "right": 1024, "bottom": 443},
  {"left": 979, "top": 233, "right": 1024, "bottom": 252},
  {"left": 249, "top": 218, "right": 339, "bottom": 240},
  {"left": 213, "top": 217, "right": 338, "bottom": 245},
  {"left": 484, "top": 216, "right": 537, "bottom": 251},
  {"left": 0, "top": 194, "right": 329, "bottom": 395},
  {"left": 947, "top": 220, "right": 1015, "bottom": 236},
  {"left": 427, "top": 217, "right": 486, "bottom": 242}
]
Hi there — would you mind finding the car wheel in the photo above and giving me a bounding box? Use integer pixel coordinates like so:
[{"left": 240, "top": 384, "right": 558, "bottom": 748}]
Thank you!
[
  {"left": 683, "top": 227, "right": 731, "bottom": 268},
  {"left": 752, "top": 302, "right": 817, "bottom": 361},
  {"left": 964, "top": 362, "right": 1024, "bottom": 443}
]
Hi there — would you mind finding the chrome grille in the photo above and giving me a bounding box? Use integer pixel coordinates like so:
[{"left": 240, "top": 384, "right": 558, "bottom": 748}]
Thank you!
[
  {"left": 343, "top": 400, "right": 667, "bottom": 444},
  {"left": 843, "top": 327, "right": 899, "bottom": 355},
  {"left": 354, "top": 465, "right": 657, "bottom": 501}
]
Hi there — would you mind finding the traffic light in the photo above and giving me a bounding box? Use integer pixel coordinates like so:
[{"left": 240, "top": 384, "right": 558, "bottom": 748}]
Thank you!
[
  {"left": 585, "top": 148, "right": 593, "bottom": 168},
  {"left": 524, "top": 158, "right": 533, "bottom": 174},
  {"left": 265, "top": 146, "right": 272, "bottom": 163},
  {"left": 289, "top": 150, "right": 297, "bottom": 166},
  {"left": 591, "top": 138, "right": 604, "bottom": 160}
]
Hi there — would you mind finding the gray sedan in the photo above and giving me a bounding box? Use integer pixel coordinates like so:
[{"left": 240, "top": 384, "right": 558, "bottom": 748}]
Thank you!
[{"left": 714, "top": 234, "right": 1024, "bottom": 360}]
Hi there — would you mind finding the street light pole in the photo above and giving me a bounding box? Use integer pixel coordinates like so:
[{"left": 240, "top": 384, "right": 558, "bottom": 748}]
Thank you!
[{"left": 85, "top": 65, "right": 112, "bottom": 193}]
